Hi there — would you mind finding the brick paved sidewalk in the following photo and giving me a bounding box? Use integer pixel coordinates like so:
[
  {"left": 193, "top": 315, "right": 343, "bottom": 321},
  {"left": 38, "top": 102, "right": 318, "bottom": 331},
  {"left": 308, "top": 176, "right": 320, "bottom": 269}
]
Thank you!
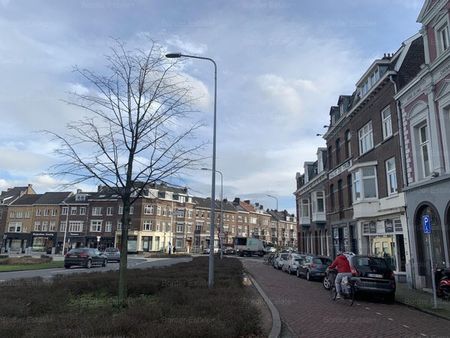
[
  {"left": 243, "top": 258, "right": 450, "bottom": 338},
  {"left": 396, "top": 283, "right": 450, "bottom": 320}
]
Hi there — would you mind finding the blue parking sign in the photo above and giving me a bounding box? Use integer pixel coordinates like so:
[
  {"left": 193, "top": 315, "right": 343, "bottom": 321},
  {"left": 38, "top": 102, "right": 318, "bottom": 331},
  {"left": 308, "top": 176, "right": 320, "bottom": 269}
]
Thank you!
[{"left": 422, "top": 215, "right": 431, "bottom": 234}]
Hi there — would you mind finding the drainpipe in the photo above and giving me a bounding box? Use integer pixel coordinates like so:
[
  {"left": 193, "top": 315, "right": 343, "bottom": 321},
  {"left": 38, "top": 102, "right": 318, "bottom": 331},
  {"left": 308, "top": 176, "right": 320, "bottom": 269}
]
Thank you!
[{"left": 389, "top": 75, "right": 408, "bottom": 187}]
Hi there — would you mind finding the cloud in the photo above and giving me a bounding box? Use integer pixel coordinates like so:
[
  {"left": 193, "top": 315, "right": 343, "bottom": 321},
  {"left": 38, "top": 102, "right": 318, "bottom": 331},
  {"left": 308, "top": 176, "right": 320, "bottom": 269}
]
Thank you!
[{"left": 166, "top": 35, "right": 207, "bottom": 55}]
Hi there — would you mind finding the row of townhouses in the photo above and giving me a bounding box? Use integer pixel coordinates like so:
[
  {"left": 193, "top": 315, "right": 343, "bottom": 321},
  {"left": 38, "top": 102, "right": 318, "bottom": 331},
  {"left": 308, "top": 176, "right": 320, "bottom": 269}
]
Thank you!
[
  {"left": 0, "top": 183, "right": 296, "bottom": 255},
  {"left": 295, "top": 0, "right": 450, "bottom": 290}
]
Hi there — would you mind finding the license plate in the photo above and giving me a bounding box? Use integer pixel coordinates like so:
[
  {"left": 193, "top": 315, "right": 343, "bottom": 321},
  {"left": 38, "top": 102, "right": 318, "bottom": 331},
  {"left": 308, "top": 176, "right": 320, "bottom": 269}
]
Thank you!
[{"left": 368, "top": 273, "right": 383, "bottom": 278}]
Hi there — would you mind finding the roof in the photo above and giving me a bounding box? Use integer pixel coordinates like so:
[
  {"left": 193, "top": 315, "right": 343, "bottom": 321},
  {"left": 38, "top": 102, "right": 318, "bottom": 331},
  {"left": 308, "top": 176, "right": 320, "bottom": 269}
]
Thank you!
[
  {"left": 11, "top": 194, "right": 42, "bottom": 206},
  {"left": 0, "top": 186, "right": 32, "bottom": 205},
  {"left": 35, "top": 192, "right": 72, "bottom": 205}
]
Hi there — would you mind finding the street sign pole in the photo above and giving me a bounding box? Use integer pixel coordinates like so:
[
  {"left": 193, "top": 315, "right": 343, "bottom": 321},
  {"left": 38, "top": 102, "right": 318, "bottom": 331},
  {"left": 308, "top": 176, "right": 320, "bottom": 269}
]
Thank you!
[{"left": 423, "top": 215, "right": 438, "bottom": 309}]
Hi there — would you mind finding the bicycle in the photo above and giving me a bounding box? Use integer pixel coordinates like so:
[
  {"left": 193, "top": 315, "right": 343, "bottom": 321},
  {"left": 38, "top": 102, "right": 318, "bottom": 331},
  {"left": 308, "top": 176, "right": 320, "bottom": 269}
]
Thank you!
[{"left": 330, "top": 275, "right": 356, "bottom": 306}]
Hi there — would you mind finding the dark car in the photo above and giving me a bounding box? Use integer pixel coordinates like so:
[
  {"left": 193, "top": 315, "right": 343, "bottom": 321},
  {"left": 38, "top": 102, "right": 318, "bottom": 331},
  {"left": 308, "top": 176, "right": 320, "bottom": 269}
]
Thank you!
[
  {"left": 223, "top": 246, "right": 236, "bottom": 255},
  {"left": 350, "top": 255, "right": 396, "bottom": 302},
  {"left": 64, "top": 248, "right": 107, "bottom": 269},
  {"left": 297, "top": 255, "right": 332, "bottom": 281},
  {"left": 103, "top": 247, "right": 121, "bottom": 262}
]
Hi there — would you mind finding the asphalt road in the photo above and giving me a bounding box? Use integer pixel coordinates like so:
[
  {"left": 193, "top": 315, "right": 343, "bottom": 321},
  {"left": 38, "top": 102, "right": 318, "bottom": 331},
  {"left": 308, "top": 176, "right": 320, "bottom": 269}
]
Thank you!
[
  {"left": 242, "top": 257, "right": 450, "bottom": 338},
  {"left": 0, "top": 256, "right": 192, "bottom": 282}
]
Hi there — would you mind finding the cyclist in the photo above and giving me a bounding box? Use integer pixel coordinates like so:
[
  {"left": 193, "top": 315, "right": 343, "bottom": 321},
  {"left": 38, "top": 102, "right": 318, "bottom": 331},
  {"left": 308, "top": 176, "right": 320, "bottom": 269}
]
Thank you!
[{"left": 329, "top": 250, "right": 352, "bottom": 299}]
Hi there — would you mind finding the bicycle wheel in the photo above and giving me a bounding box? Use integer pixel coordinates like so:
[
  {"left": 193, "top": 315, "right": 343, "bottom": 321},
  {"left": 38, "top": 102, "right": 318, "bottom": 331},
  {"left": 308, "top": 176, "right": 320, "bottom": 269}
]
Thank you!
[
  {"left": 348, "top": 285, "right": 355, "bottom": 306},
  {"left": 330, "top": 286, "right": 337, "bottom": 301}
]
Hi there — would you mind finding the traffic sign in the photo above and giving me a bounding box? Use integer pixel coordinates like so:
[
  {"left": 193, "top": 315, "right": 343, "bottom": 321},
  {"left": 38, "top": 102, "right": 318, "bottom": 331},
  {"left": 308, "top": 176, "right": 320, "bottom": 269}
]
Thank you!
[{"left": 422, "top": 215, "right": 431, "bottom": 234}]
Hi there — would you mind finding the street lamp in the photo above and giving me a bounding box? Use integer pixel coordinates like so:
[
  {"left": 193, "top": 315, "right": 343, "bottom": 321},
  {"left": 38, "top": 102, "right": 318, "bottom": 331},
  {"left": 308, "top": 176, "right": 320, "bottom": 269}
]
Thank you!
[
  {"left": 266, "top": 194, "right": 279, "bottom": 247},
  {"left": 62, "top": 200, "right": 70, "bottom": 255},
  {"left": 202, "top": 167, "right": 224, "bottom": 259},
  {"left": 166, "top": 52, "right": 218, "bottom": 288}
]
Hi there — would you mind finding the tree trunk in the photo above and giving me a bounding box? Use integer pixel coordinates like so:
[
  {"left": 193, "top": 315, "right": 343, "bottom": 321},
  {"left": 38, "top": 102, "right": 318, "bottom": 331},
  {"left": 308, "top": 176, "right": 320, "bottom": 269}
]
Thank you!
[{"left": 118, "top": 196, "right": 131, "bottom": 307}]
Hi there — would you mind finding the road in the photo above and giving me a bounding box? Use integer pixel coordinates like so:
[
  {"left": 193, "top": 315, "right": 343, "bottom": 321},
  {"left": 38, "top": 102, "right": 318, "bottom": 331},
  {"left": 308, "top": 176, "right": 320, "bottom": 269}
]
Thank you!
[
  {"left": 242, "top": 257, "right": 450, "bottom": 338},
  {"left": 0, "top": 256, "right": 192, "bottom": 282}
]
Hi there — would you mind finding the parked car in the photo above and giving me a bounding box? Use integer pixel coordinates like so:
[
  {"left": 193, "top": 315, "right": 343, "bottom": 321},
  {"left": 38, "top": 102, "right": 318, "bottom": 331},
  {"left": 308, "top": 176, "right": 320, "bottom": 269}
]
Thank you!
[
  {"left": 282, "top": 253, "right": 306, "bottom": 274},
  {"left": 297, "top": 255, "right": 332, "bottom": 281},
  {"left": 64, "top": 248, "right": 107, "bottom": 269},
  {"left": 350, "top": 255, "right": 396, "bottom": 302},
  {"left": 223, "top": 246, "right": 236, "bottom": 255},
  {"left": 103, "top": 247, "right": 120, "bottom": 262},
  {"left": 273, "top": 252, "right": 289, "bottom": 270}
]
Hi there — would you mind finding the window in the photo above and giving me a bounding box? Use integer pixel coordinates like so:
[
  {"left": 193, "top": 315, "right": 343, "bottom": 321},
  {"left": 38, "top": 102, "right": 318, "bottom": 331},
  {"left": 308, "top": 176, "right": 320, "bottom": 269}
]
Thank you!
[
  {"left": 144, "top": 204, "right": 153, "bottom": 215},
  {"left": 49, "top": 221, "right": 56, "bottom": 231},
  {"left": 335, "top": 138, "right": 341, "bottom": 164},
  {"left": 176, "top": 223, "right": 184, "bottom": 233},
  {"left": 418, "top": 124, "right": 431, "bottom": 178},
  {"left": 69, "top": 221, "right": 83, "bottom": 232},
  {"left": 301, "top": 199, "right": 310, "bottom": 218},
  {"left": 313, "top": 191, "right": 325, "bottom": 213},
  {"left": 130, "top": 206, "right": 134, "bottom": 215},
  {"left": 105, "top": 221, "right": 112, "bottom": 232},
  {"left": 71, "top": 207, "right": 77, "bottom": 215},
  {"left": 330, "top": 184, "right": 335, "bottom": 211},
  {"left": 80, "top": 207, "right": 86, "bottom": 215},
  {"left": 34, "top": 221, "right": 41, "bottom": 231},
  {"left": 382, "top": 107, "right": 393, "bottom": 139},
  {"left": 8, "top": 222, "right": 22, "bottom": 232},
  {"left": 328, "top": 146, "right": 333, "bottom": 169},
  {"left": 118, "top": 206, "right": 123, "bottom": 215},
  {"left": 117, "top": 222, "right": 122, "bottom": 231},
  {"left": 107, "top": 207, "right": 113, "bottom": 216},
  {"left": 386, "top": 158, "right": 398, "bottom": 195},
  {"left": 61, "top": 207, "right": 68, "bottom": 215},
  {"left": 338, "top": 179, "right": 344, "bottom": 209},
  {"left": 42, "top": 221, "right": 48, "bottom": 231},
  {"left": 359, "top": 121, "right": 374, "bottom": 154},
  {"left": 92, "top": 207, "right": 102, "bottom": 216},
  {"left": 437, "top": 22, "right": 450, "bottom": 54},
  {"left": 60, "top": 221, "right": 67, "bottom": 232},
  {"left": 43, "top": 209, "right": 49, "bottom": 216},
  {"left": 90, "top": 220, "right": 102, "bottom": 232},
  {"left": 345, "top": 130, "right": 351, "bottom": 158},
  {"left": 352, "top": 166, "right": 378, "bottom": 201},
  {"left": 347, "top": 174, "right": 352, "bottom": 207},
  {"left": 51, "top": 209, "right": 57, "bottom": 216},
  {"left": 36, "top": 209, "right": 42, "bottom": 216},
  {"left": 143, "top": 221, "right": 152, "bottom": 231},
  {"left": 157, "top": 206, "right": 161, "bottom": 216}
]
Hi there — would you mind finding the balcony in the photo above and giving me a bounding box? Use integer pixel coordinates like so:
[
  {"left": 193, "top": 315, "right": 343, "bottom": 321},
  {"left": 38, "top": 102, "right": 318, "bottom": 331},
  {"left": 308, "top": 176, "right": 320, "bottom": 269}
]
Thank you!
[
  {"left": 311, "top": 212, "right": 326, "bottom": 223},
  {"left": 299, "top": 216, "right": 310, "bottom": 226}
]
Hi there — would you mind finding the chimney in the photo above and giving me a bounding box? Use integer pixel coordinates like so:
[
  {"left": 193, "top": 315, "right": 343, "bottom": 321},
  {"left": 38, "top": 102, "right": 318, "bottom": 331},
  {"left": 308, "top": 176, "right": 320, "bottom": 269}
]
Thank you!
[
  {"left": 223, "top": 198, "right": 228, "bottom": 203},
  {"left": 233, "top": 197, "right": 240, "bottom": 205},
  {"left": 76, "top": 189, "right": 82, "bottom": 194},
  {"left": 255, "top": 202, "right": 259, "bottom": 207},
  {"left": 244, "top": 200, "right": 250, "bottom": 204}
]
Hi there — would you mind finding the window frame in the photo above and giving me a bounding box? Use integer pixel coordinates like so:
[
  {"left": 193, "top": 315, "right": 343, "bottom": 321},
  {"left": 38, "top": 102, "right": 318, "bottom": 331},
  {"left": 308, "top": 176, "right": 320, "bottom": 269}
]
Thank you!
[
  {"left": 385, "top": 157, "right": 398, "bottom": 195},
  {"left": 381, "top": 107, "right": 393, "bottom": 140},
  {"left": 352, "top": 165, "right": 378, "bottom": 202},
  {"left": 358, "top": 121, "right": 374, "bottom": 155}
]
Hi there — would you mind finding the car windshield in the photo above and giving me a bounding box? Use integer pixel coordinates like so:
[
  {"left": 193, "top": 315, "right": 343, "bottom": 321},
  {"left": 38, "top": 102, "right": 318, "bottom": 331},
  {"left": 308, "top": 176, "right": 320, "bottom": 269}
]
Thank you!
[
  {"left": 353, "top": 256, "right": 390, "bottom": 273},
  {"left": 69, "top": 248, "right": 89, "bottom": 253},
  {"left": 294, "top": 258, "right": 303, "bottom": 262},
  {"left": 313, "top": 257, "right": 332, "bottom": 265}
]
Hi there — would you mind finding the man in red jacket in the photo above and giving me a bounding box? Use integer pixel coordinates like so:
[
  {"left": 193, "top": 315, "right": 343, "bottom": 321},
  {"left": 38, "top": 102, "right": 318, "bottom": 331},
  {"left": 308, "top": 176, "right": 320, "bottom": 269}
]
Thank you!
[{"left": 329, "top": 251, "right": 352, "bottom": 299}]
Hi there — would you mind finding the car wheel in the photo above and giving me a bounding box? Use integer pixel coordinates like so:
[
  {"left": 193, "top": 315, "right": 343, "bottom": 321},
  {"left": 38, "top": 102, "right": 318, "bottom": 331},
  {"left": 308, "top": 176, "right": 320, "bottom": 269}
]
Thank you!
[
  {"left": 288, "top": 267, "right": 292, "bottom": 275},
  {"left": 86, "top": 259, "right": 92, "bottom": 269},
  {"left": 64, "top": 265, "right": 71, "bottom": 269},
  {"left": 102, "top": 259, "right": 107, "bottom": 267},
  {"left": 306, "top": 270, "right": 311, "bottom": 281},
  {"left": 385, "top": 293, "right": 395, "bottom": 304},
  {"left": 296, "top": 269, "right": 301, "bottom": 278},
  {"left": 323, "top": 276, "right": 331, "bottom": 290}
]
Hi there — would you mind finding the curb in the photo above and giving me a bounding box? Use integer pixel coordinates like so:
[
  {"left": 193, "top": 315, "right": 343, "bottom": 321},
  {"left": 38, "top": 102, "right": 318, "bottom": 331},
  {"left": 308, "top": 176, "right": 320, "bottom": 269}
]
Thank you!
[
  {"left": 395, "top": 299, "right": 450, "bottom": 322},
  {"left": 247, "top": 273, "right": 281, "bottom": 338}
]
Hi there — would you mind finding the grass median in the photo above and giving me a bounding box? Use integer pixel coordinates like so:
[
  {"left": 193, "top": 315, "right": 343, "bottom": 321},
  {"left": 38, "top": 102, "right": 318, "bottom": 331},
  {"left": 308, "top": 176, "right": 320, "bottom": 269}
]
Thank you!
[
  {"left": 0, "top": 260, "right": 64, "bottom": 272},
  {"left": 0, "top": 256, "right": 263, "bottom": 337}
]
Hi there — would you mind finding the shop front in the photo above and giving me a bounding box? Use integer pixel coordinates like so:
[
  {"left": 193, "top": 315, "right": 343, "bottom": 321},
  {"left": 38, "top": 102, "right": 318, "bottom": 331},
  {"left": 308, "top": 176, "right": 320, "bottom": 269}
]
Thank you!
[
  {"left": 31, "top": 232, "right": 57, "bottom": 254},
  {"left": 86, "top": 236, "right": 115, "bottom": 250},
  {"left": 331, "top": 222, "right": 357, "bottom": 256},
  {"left": 4, "top": 233, "right": 31, "bottom": 253},
  {"left": 359, "top": 217, "right": 408, "bottom": 282}
]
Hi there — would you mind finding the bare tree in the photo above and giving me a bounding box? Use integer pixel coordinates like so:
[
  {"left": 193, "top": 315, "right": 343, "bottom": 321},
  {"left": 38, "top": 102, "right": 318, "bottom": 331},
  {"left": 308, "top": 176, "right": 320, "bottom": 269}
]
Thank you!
[{"left": 46, "top": 40, "right": 205, "bottom": 306}]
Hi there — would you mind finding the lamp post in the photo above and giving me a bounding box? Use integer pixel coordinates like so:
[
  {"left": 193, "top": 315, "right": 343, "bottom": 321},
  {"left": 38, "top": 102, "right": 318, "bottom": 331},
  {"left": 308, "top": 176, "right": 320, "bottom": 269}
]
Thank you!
[
  {"left": 166, "top": 52, "right": 217, "bottom": 288},
  {"left": 202, "top": 167, "right": 224, "bottom": 259},
  {"left": 62, "top": 201, "right": 70, "bottom": 255},
  {"left": 266, "top": 194, "right": 279, "bottom": 247}
]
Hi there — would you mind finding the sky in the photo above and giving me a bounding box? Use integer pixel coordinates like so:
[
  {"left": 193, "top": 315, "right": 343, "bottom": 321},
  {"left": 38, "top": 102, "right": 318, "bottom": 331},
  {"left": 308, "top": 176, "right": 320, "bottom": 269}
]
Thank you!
[{"left": 0, "top": 0, "right": 424, "bottom": 213}]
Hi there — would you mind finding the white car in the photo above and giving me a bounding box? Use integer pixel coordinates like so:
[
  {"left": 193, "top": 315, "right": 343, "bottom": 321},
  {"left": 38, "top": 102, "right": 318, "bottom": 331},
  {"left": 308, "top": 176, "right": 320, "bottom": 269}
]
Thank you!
[
  {"left": 273, "top": 252, "right": 289, "bottom": 270},
  {"left": 282, "top": 253, "right": 305, "bottom": 274}
]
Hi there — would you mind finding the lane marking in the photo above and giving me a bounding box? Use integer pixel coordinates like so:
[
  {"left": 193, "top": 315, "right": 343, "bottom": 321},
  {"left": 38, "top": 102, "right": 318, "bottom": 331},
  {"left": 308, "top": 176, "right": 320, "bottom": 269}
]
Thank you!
[
  {"left": 388, "top": 318, "right": 393, "bottom": 321},
  {"left": 402, "top": 325, "right": 410, "bottom": 328},
  {"left": 376, "top": 312, "right": 382, "bottom": 315},
  {"left": 420, "top": 334, "right": 427, "bottom": 337},
  {"left": 365, "top": 307, "right": 370, "bottom": 310}
]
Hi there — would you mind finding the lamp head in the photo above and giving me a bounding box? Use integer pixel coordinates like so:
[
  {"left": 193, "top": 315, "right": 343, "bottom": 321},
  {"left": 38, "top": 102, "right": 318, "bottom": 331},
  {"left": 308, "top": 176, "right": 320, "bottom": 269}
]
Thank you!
[{"left": 165, "top": 53, "right": 182, "bottom": 58}]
